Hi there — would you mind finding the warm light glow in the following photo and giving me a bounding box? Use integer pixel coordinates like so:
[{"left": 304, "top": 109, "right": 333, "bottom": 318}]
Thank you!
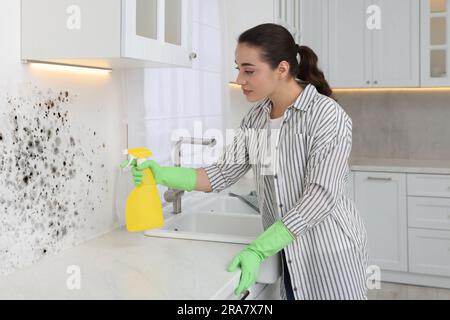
[
  {"left": 26, "top": 60, "right": 112, "bottom": 76},
  {"left": 228, "top": 82, "right": 450, "bottom": 92}
]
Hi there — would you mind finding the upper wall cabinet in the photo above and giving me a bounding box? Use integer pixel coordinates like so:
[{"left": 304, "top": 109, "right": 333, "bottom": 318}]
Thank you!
[
  {"left": 371, "top": 0, "right": 420, "bottom": 87},
  {"left": 275, "top": 0, "right": 302, "bottom": 44},
  {"left": 21, "top": 0, "right": 194, "bottom": 69},
  {"left": 298, "top": 0, "right": 329, "bottom": 78},
  {"left": 328, "top": 0, "right": 371, "bottom": 88},
  {"left": 421, "top": 0, "right": 450, "bottom": 86},
  {"left": 327, "top": 0, "right": 420, "bottom": 88}
]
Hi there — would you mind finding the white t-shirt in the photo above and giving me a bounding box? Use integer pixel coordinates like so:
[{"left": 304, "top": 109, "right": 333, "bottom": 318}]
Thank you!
[{"left": 263, "top": 116, "right": 284, "bottom": 175}]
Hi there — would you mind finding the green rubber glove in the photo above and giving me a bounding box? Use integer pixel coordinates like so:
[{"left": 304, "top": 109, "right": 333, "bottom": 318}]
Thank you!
[
  {"left": 227, "top": 220, "right": 295, "bottom": 296},
  {"left": 124, "top": 159, "right": 198, "bottom": 192}
]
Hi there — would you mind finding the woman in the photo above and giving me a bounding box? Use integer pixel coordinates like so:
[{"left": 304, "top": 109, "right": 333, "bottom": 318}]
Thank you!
[{"left": 130, "top": 23, "right": 369, "bottom": 300}]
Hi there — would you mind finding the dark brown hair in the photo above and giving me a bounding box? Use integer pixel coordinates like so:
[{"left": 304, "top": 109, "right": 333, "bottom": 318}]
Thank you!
[{"left": 238, "top": 23, "right": 334, "bottom": 98}]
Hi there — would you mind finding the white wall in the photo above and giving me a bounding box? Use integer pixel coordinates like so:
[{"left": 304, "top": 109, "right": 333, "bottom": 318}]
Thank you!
[
  {"left": 0, "top": 0, "right": 126, "bottom": 276},
  {"left": 0, "top": 0, "right": 251, "bottom": 277}
]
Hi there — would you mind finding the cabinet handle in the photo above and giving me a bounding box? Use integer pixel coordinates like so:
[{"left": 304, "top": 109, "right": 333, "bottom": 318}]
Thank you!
[
  {"left": 367, "top": 177, "right": 392, "bottom": 181},
  {"left": 189, "top": 52, "right": 198, "bottom": 60}
]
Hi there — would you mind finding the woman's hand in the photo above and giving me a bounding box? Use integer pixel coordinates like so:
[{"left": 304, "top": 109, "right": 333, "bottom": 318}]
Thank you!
[
  {"left": 227, "top": 249, "right": 263, "bottom": 296},
  {"left": 227, "top": 220, "right": 295, "bottom": 296},
  {"left": 120, "top": 159, "right": 197, "bottom": 191}
]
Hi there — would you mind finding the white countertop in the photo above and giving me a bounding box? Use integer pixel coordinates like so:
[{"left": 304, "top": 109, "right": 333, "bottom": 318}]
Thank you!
[
  {"left": 2, "top": 158, "right": 449, "bottom": 300},
  {"left": 0, "top": 174, "right": 258, "bottom": 300},
  {"left": 0, "top": 226, "right": 246, "bottom": 300},
  {"left": 349, "top": 157, "right": 450, "bottom": 174}
]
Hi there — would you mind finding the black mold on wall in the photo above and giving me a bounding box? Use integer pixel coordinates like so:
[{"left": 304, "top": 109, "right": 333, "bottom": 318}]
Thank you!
[{"left": 0, "top": 88, "right": 109, "bottom": 275}]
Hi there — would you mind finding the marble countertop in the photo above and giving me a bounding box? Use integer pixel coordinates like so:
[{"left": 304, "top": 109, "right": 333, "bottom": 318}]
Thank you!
[
  {"left": 349, "top": 157, "right": 450, "bottom": 174},
  {"left": 0, "top": 226, "right": 246, "bottom": 300},
  {"left": 1, "top": 158, "right": 448, "bottom": 300},
  {"left": 0, "top": 176, "right": 259, "bottom": 300}
]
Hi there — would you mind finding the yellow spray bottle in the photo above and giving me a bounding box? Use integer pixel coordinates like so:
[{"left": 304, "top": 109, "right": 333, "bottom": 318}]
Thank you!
[{"left": 122, "top": 147, "right": 164, "bottom": 232}]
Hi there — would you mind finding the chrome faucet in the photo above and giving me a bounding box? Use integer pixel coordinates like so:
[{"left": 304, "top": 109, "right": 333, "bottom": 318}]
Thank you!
[{"left": 163, "top": 137, "right": 216, "bottom": 214}]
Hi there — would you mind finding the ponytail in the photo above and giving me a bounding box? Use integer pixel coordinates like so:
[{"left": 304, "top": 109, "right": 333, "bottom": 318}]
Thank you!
[{"left": 296, "top": 45, "right": 333, "bottom": 98}]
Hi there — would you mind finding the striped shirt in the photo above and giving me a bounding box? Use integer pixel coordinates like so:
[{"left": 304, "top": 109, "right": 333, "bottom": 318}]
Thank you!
[{"left": 204, "top": 83, "right": 368, "bottom": 300}]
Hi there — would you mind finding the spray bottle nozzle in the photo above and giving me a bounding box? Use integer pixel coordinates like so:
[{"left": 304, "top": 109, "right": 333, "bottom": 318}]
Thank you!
[
  {"left": 121, "top": 147, "right": 153, "bottom": 170},
  {"left": 120, "top": 150, "right": 136, "bottom": 171}
]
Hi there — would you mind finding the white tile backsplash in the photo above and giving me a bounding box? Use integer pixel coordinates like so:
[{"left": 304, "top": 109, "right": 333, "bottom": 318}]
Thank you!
[
  {"left": 128, "top": 0, "right": 226, "bottom": 170},
  {"left": 183, "top": 70, "right": 202, "bottom": 117},
  {"left": 201, "top": 71, "right": 222, "bottom": 116}
]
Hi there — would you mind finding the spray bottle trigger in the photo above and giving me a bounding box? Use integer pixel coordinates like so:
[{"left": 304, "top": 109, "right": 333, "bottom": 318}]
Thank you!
[{"left": 137, "top": 159, "right": 147, "bottom": 166}]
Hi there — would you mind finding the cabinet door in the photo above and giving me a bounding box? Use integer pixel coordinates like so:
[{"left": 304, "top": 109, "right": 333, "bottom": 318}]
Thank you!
[
  {"left": 21, "top": 0, "right": 121, "bottom": 61},
  {"left": 409, "top": 228, "right": 450, "bottom": 277},
  {"left": 421, "top": 0, "right": 450, "bottom": 86},
  {"left": 122, "top": 0, "right": 193, "bottom": 67},
  {"left": 276, "top": 0, "right": 301, "bottom": 43},
  {"left": 299, "top": 0, "right": 329, "bottom": 78},
  {"left": 372, "top": 0, "right": 420, "bottom": 87},
  {"left": 354, "top": 172, "right": 407, "bottom": 272},
  {"left": 328, "top": 0, "right": 372, "bottom": 88}
]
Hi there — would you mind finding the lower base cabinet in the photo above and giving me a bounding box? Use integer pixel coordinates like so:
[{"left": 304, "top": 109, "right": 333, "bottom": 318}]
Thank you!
[
  {"left": 409, "top": 228, "right": 450, "bottom": 278},
  {"left": 355, "top": 170, "right": 450, "bottom": 289}
]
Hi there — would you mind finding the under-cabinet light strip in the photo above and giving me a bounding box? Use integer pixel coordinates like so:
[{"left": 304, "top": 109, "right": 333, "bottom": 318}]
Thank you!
[{"left": 23, "top": 59, "right": 112, "bottom": 74}]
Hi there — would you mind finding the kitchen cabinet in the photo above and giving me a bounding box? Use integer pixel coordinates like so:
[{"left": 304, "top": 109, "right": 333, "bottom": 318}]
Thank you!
[
  {"left": 327, "top": 0, "right": 371, "bottom": 88},
  {"left": 421, "top": 0, "right": 450, "bottom": 86},
  {"left": 326, "top": 0, "right": 420, "bottom": 88},
  {"left": 275, "top": 0, "right": 302, "bottom": 44},
  {"left": 354, "top": 171, "right": 408, "bottom": 272},
  {"left": 407, "top": 173, "right": 450, "bottom": 277},
  {"left": 353, "top": 168, "right": 450, "bottom": 288},
  {"left": 298, "top": 0, "right": 329, "bottom": 76},
  {"left": 371, "top": 0, "right": 420, "bottom": 87},
  {"left": 21, "top": 0, "right": 194, "bottom": 69},
  {"left": 225, "top": 0, "right": 300, "bottom": 83},
  {"left": 409, "top": 228, "right": 450, "bottom": 277}
]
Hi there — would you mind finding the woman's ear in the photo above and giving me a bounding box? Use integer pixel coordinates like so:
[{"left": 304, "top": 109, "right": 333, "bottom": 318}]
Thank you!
[{"left": 277, "top": 61, "right": 290, "bottom": 80}]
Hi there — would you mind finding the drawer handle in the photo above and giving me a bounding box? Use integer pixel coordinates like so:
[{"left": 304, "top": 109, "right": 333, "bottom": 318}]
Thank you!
[{"left": 367, "top": 177, "right": 392, "bottom": 181}]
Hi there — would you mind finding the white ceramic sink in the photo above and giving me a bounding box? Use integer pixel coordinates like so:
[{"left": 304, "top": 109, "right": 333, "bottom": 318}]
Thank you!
[
  {"left": 144, "top": 196, "right": 280, "bottom": 284},
  {"left": 145, "top": 212, "right": 262, "bottom": 244},
  {"left": 180, "top": 193, "right": 259, "bottom": 215}
]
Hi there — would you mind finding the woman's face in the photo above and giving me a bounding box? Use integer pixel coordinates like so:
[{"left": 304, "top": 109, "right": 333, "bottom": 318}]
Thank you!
[{"left": 234, "top": 43, "right": 288, "bottom": 102}]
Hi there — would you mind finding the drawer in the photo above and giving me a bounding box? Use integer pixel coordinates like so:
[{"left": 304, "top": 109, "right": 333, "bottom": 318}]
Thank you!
[
  {"left": 407, "top": 174, "right": 450, "bottom": 198},
  {"left": 408, "top": 197, "right": 450, "bottom": 231},
  {"left": 409, "top": 228, "right": 450, "bottom": 277}
]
